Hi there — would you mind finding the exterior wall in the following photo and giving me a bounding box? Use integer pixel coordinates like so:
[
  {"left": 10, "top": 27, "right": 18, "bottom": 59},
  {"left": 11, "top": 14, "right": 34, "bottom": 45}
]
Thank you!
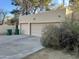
[
  {"left": 20, "top": 23, "right": 29, "bottom": 35},
  {"left": 19, "top": 9, "right": 66, "bottom": 23},
  {"left": 66, "top": 8, "right": 79, "bottom": 20},
  {"left": 0, "top": 25, "right": 15, "bottom": 35},
  {"left": 73, "top": 11, "right": 79, "bottom": 20},
  {"left": 66, "top": 8, "right": 73, "bottom": 20},
  {"left": 19, "top": 9, "right": 66, "bottom": 37}
]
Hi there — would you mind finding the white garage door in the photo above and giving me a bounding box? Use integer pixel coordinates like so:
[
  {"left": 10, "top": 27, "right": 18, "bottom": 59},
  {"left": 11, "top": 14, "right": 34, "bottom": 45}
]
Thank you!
[
  {"left": 31, "top": 24, "right": 46, "bottom": 37},
  {"left": 20, "top": 23, "right": 60, "bottom": 36},
  {"left": 31, "top": 23, "right": 60, "bottom": 37},
  {"left": 20, "top": 24, "right": 29, "bottom": 35}
]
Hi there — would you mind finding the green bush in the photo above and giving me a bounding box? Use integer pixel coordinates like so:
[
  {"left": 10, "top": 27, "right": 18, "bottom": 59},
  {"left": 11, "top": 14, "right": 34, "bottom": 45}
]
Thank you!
[
  {"left": 59, "top": 21, "right": 78, "bottom": 51},
  {"left": 41, "top": 21, "right": 79, "bottom": 52},
  {"left": 41, "top": 25, "right": 60, "bottom": 49}
]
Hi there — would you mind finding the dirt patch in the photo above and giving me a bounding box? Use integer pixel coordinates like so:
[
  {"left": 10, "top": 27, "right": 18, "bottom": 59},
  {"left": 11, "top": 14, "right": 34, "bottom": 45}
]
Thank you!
[{"left": 22, "top": 48, "right": 79, "bottom": 59}]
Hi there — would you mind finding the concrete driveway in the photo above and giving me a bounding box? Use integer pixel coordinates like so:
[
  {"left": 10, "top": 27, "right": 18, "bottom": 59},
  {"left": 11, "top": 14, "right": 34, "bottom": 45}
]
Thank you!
[{"left": 0, "top": 35, "right": 43, "bottom": 59}]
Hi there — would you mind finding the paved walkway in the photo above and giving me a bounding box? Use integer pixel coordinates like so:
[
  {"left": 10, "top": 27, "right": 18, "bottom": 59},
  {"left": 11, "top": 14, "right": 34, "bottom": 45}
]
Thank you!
[{"left": 0, "top": 35, "right": 43, "bottom": 59}]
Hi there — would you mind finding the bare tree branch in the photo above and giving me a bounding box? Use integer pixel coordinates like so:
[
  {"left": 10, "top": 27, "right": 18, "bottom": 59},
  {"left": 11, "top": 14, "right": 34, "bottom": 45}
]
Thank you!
[{"left": 0, "top": 9, "right": 7, "bottom": 25}]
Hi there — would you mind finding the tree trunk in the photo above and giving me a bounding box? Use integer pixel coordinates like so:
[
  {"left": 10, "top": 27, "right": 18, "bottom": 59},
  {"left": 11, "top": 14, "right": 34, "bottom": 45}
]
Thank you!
[
  {"left": 2, "top": 14, "right": 6, "bottom": 25},
  {"left": 33, "top": 7, "right": 38, "bottom": 14}
]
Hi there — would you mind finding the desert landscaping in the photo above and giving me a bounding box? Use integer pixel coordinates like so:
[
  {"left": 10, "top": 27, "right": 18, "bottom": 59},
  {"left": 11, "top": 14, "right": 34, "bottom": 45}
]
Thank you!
[{"left": 23, "top": 48, "right": 79, "bottom": 59}]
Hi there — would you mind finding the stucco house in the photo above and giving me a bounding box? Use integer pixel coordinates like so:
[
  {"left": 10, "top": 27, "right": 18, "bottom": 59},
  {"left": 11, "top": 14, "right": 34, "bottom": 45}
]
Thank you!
[{"left": 19, "top": 8, "right": 66, "bottom": 37}]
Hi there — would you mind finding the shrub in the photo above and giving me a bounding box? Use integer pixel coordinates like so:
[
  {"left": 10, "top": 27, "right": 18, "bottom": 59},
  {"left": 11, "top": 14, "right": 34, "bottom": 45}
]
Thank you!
[
  {"left": 41, "top": 21, "right": 79, "bottom": 52},
  {"left": 41, "top": 25, "right": 60, "bottom": 49},
  {"left": 59, "top": 22, "right": 78, "bottom": 51}
]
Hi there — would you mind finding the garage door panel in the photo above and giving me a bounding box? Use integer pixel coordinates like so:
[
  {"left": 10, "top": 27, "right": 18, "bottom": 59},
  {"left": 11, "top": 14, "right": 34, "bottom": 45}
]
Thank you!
[{"left": 31, "top": 24, "right": 46, "bottom": 37}]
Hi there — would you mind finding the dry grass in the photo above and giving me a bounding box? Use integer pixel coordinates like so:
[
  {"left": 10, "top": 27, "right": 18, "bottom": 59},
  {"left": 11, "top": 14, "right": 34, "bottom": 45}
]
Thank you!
[{"left": 22, "top": 48, "right": 79, "bottom": 59}]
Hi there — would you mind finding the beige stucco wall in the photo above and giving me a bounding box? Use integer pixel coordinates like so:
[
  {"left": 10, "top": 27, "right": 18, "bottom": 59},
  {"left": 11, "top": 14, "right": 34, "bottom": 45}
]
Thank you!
[
  {"left": 66, "top": 8, "right": 79, "bottom": 20},
  {"left": 19, "top": 9, "right": 66, "bottom": 36},
  {"left": 66, "top": 8, "right": 73, "bottom": 20},
  {"left": 0, "top": 25, "right": 15, "bottom": 35},
  {"left": 19, "top": 9, "right": 66, "bottom": 23},
  {"left": 73, "top": 11, "right": 79, "bottom": 20}
]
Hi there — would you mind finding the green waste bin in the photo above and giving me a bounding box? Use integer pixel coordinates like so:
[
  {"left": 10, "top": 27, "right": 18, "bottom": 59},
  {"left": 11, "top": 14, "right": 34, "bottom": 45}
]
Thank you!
[
  {"left": 15, "top": 29, "right": 19, "bottom": 35},
  {"left": 7, "top": 29, "right": 12, "bottom": 35}
]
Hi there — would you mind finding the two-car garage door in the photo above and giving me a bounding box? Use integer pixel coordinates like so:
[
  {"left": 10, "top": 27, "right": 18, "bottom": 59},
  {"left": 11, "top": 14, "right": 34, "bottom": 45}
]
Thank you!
[
  {"left": 20, "top": 23, "right": 46, "bottom": 37},
  {"left": 20, "top": 23, "right": 60, "bottom": 37}
]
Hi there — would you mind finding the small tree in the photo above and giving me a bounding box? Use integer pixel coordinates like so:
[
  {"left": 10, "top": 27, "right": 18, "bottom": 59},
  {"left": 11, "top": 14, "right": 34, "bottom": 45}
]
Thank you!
[
  {"left": 10, "top": 9, "right": 20, "bottom": 34},
  {"left": 0, "top": 9, "right": 7, "bottom": 25},
  {"left": 6, "top": 18, "right": 17, "bottom": 25},
  {"left": 11, "top": 0, "right": 52, "bottom": 15}
]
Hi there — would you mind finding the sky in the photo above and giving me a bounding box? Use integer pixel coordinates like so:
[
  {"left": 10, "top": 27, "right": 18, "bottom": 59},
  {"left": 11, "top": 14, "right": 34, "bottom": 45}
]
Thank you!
[
  {"left": 0, "top": 0, "right": 69, "bottom": 15},
  {"left": 0, "top": 0, "right": 16, "bottom": 14},
  {"left": 52, "top": 0, "right": 69, "bottom": 6}
]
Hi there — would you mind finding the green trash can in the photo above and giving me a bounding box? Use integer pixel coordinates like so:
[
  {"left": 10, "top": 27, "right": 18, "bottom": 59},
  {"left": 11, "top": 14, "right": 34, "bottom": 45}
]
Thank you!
[
  {"left": 15, "top": 29, "right": 19, "bottom": 35},
  {"left": 7, "top": 29, "right": 12, "bottom": 35}
]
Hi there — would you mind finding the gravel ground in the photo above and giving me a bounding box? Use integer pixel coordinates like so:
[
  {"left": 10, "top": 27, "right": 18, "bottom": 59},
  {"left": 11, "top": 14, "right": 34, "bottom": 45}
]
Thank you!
[{"left": 23, "top": 48, "right": 79, "bottom": 59}]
